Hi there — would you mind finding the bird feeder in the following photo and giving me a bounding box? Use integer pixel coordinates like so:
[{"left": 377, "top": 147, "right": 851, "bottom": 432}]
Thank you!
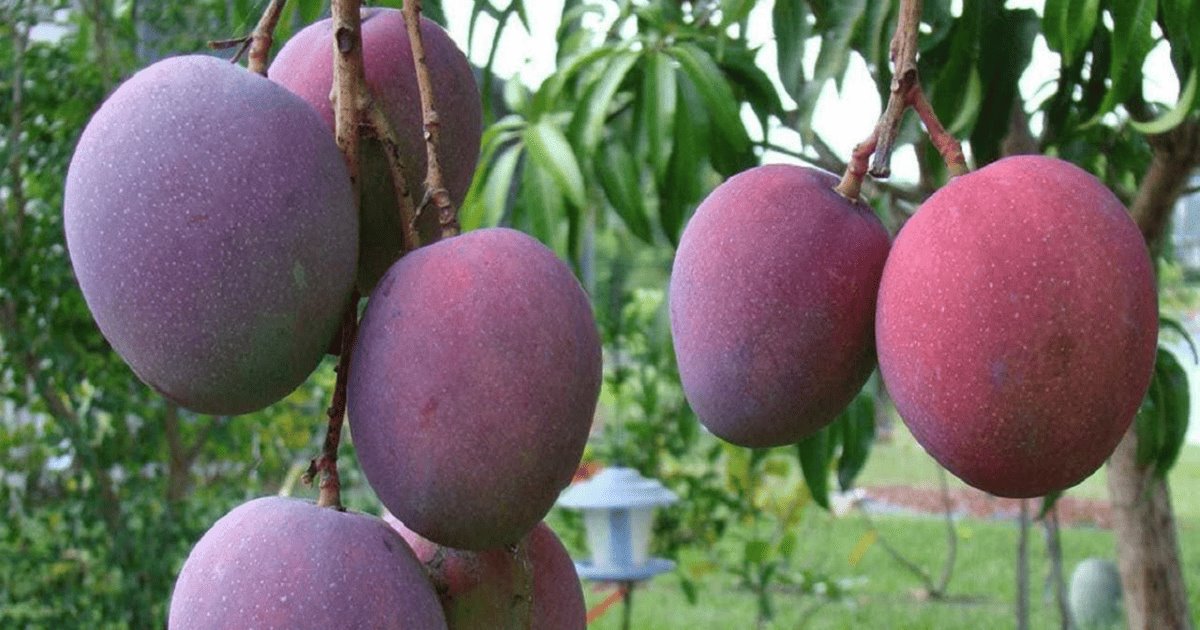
[{"left": 557, "top": 466, "right": 678, "bottom": 581}]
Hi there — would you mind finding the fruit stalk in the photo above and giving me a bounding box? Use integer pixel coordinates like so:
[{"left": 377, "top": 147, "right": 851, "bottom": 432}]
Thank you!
[
  {"left": 302, "top": 0, "right": 370, "bottom": 510},
  {"left": 834, "top": 0, "right": 967, "bottom": 201},
  {"left": 246, "top": 0, "right": 288, "bottom": 75},
  {"left": 402, "top": 0, "right": 459, "bottom": 240},
  {"left": 304, "top": 290, "right": 360, "bottom": 510},
  {"left": 206, "top": 0, "right": 288, "bottom": 73}
]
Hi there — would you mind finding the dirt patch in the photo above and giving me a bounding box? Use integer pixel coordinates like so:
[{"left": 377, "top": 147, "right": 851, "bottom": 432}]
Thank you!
[{"left": 861, "top": 485, "right": 1113, "bottom": 529}]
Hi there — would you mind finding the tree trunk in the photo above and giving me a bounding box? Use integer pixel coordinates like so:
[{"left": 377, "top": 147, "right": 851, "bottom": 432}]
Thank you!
[
  {"left": 1106, "top": 431, "right": 1193, "bottom": 630},
  {"left": 1106, "top": 121, "right": 1199, "bottom": 630}
]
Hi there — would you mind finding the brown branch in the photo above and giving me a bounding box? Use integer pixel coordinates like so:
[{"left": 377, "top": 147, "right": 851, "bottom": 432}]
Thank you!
[
  {"left": 207, "top": 0, "right": 287, "bottom": 73},
  {"left": 1103, "top": 119, "right": 1200, "bottom": 629},
  {"left": 834, "top": 0, "right": 967, "bottom": 201},
  {"left": 246, "top": 0, "right": 288, "bottom": 75},
  {"left": 933, "top": 465, "right": 958, "bottom": 596},
  {"left": 303, "top": 292, "right": 359, "bottom": 510},
  {"left": 909, "top": 85, "right": 968, "bottom": 176},
  {"left": 1016, "top": 500, "right": 1030, "bottom": 630},
  {"left": 1131, "top": 121, "right": 1200, "bottom": 251},
  {"left": 300, "top": 0, "right": 371, "bottom": 511},
  {"left": 402, "top": 0, "right": 459, "bottom": 240},
  {"left": 761, "top": 139, "right": 925, "bottom": 204}
]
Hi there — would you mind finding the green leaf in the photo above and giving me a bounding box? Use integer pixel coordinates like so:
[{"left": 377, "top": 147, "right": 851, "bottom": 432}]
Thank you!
[
  {"left": 642, "top": 50, "right": 677, "bottom": 182},
  {"left": 514, "top": 0, "right": 532, "bottom": 33},
  {"left": 712, "top": 43, "right": 785, "bottom": 127},
  {"left": 796, "top": 0, "right": 867, "bottom": 128},
  {"left": 539, "top": 44, "right": 621, "bottom": 111},
  {"left": 1038, "top": 490, "right": 1064, "bottom": 519},
  {"left": 1087, "top": 0, "right": 1157, "bottom": 124},
  {"left": 597, "top": 142, "right": 653, "bottom": 243},
  {"left": 569, "top": 50, "right": 639, "bottom": 152},
  {"left": 1042, "top": 0, "right": 1067, "bottom": 55},
  {"left": 1160, "top": 316, "right": 1199, "bottom": 363},
  {"left": 928, "top": 1, "right": 982, "bottom": 136},
  {"left": 797, "top": 430, "right": 831, "bottom": 510},
  {"left": 658, "top": 78, "right": 704, "bottom": 245},
  {"left": 969, "top": 6, "right": 1038, "bottom": 166},
  {"left": 524, "top": 121, "right": 587, "bottom": 209},
  {"left": 1043, "top": 0, "right": 1100, "bottom": 66},
  {"left": 836, "top": 393, "right": 876, "bottom": 491},
  {"left": 516, "top": 152, "right": 566, "bottom": 252},
  {"left": 667, "top": 43, "right": 750, "bottom": 154},
  {"left": 1134, "top": 369, "right": 1166, "bottom": 467},
  {"left": 772, "top": 0, "right": 810, "bottom": 100},
  {"left": 720, "top": 0, "right": 756, "bottom": 25},
  {"left": 1155, "top": 349, "right": 1191, "bottom": 476},
  {"left": 476, "top": 144, "right": 521, "bottom": 230},
  {"left": 744, "top": 539, "right": 770, "bottom": 565},
  {"left": 1131, "top": 67, "right": 1200, "bottom": 134}
]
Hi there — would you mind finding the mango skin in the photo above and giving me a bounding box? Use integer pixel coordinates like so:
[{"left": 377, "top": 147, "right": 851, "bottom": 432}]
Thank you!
[
  {"left": 876, "top": 155, "right": 1158, "bottom": 498},
  {"left": 669, "top": 164, "right": 891, "bottom": 447},
  {"left": 64, "top": 55, "right": 357, "bottom": 415},
  {"left": 349, "top": 228, "right": 601, "bottom": 550},
  {"left": 168, "top": 497, "right": 447, "bottom": 629},
  {"left": 270, "top": 8, "right": 482, "bottom": 292},
  {"left": 386, "top": 514, "right": 587, "bottom": 630}
]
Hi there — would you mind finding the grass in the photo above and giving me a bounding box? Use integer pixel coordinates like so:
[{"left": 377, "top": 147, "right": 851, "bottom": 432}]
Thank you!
[{"left": 579, "top": 425, "right": 1200, "bottom": 629}]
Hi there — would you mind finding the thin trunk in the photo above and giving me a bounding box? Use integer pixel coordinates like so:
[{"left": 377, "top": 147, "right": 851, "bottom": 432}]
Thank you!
[
  {"left": 1106, "top": 120, "right": 1199, "bottom": 630},
  {"left": 1016, "top": 500, "right": 1030, "bottom": 630},
  {"left": 1043, "top": 508, "right": 1070, "bottom": 630},
  {"left": 1106, "top": 433, "right": 1193, "bottom": 629}
]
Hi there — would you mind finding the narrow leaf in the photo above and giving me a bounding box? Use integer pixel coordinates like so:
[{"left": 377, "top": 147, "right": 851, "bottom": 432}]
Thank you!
[
  {"left": 1130, "top": 67, "right": 1200, "bottom": 135},
  {"left": 772, "top": 0, "right": 810, "bottom": 100},
  {"left": 524, "top": 122, "right": 587, "bottom": 209},
  {"left": 643, "top": 51, "right": 677, "bottom": 181},
  {"left": 797, "top": 431, "right": 831, "bottom": 510},
  {"left": 480, "top": 145, "right": 522, "bottom": 229},
  {"left": 1087, "top": 0, "right": 1157, "bottom": 124},
  {"left": 570, "top": 50, "right": 639, "bottom": 151},
  {"left": 1155, "top": 349, "right": 1191, "bottom": 476},
  {"left": 1134, "top": 373, "right": 1166, "bottom": 466},
  {"left": 837, "top": 394, "right": 876, "bottom": 491},
  {"left": 668, "top": 43, "right": 750, "bottom": 153},
  {"left": 597, "top": 143, "right": 653, "bottom": 242}
]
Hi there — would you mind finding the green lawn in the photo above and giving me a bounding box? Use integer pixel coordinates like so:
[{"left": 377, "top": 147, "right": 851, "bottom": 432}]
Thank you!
[{"left": 580, "top": 426, "right": 1200, "bottom": 628}]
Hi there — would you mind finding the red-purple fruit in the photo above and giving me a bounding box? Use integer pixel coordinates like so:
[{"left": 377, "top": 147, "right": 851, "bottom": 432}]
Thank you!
[
  {"left": 64, "top": 55, "right": 357, "bottom": 415},
  {"left": 349, "top": 228, "right": 602, "bottom": 550},
  {"left": 669, "top": 164, "right": 891, "bottom": 447},
  {"left": 270, "top": 8, "right": 482, "bottom": 292},
  {"left": 168, "top": 497, "right": 446, "bottom": 629},
  {"left": 876, "top": 155, "right": 1157, "bottom": 498},
  {"left": 385, "top": 513, "right": 587, "bottom": 629}
]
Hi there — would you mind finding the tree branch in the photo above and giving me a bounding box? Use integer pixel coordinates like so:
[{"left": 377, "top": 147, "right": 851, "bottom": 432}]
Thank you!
[
  {"left": 834, "top": 0, "right": 966, "bottom": 201},
  {"left": 208, "top": 0, "right": 288, "bottom": 72},
  {"left": 303, "top": 291, "right": 359, "bottom": 510},
  {"left": 762, "top": 138, "right": 925, "bottom": 204},
  {"left": 402, "top": 0, "right": 458, "bottom": 239},
  {"left": 303, "top": 0, "right": 372, "bottom": 511},
  {"left": 246, "top": 0, "right": 288, "bottom": 75},
  {"left": 1130, "top": 121, "right": 1200, "bottom": 252}
]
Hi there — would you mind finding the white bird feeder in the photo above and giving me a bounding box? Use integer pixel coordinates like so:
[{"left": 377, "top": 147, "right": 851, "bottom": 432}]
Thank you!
[{"left": 557, "top": 466, "right": 678, "bottom": 581}]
